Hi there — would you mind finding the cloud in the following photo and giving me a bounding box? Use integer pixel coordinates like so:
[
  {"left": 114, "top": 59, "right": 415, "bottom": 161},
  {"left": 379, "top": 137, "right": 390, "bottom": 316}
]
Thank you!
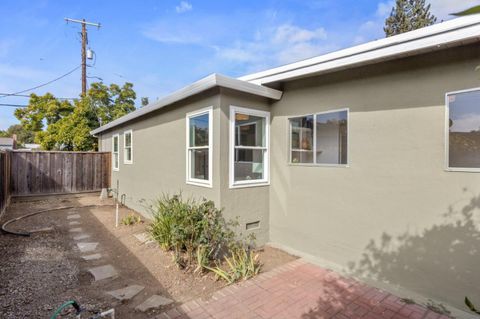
[
  {"left": 428, "top": 0, "right": 478, "bottom": 20},
  {"left": 175, "top": 1, "right": 192, "bottom": 13},
  {"left": 451, "top": 113, "right": 480, "bottom": 132},
  {"left": 216, "top": 23, "right": 331, "bottom": 67},
  {"left": 376, "top": 1, "right": 394, "bottom": 18}
]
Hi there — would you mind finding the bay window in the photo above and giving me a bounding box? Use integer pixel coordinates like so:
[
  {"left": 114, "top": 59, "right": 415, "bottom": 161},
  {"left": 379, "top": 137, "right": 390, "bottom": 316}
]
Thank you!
[
  {"left": 230, "top": 106, "right": 270, "bottom": 187},
  {"left": 186, "top": 107, "right": 212, "bottom": 187}
]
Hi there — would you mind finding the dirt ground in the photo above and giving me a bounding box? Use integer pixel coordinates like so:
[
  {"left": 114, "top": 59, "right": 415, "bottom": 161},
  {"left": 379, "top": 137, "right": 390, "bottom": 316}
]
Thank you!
[{"left": 0, "top": 193, "right": 297, "bottom": 319}]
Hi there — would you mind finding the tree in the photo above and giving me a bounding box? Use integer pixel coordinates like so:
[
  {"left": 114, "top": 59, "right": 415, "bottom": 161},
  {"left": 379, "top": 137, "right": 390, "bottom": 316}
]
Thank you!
[
  {"left": 452, "top": 6, "right": 480, "bottom": 16},
  {"left": 141, "top": 97, "right": 149, "bottom": 107},
  {"left": 15, "top": 82, "right": 136, "bottom": 151},
  {"left": 0, "top": 124, "right": 35, "bottom": 145},
  {"left": 384, "top": 0, "right": 437, "bottom": 37}
]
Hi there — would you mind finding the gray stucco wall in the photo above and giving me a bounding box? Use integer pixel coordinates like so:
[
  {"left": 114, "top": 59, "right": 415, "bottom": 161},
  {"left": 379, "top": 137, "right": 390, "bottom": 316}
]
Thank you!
[
  {"left": 268, "top": 44, "right": 480, "bottom": 316},
  {"left": 218, "top": 88, "right": 271, "bottom": 245},
  {"left": 98, "top": 89, "right": 222, "bottom": 214}
]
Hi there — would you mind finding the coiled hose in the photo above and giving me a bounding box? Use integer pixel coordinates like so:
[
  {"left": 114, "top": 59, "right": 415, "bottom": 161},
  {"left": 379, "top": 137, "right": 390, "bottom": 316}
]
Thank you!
[{"left": 50, "top": 300, "right": 81, "bottom": 319}]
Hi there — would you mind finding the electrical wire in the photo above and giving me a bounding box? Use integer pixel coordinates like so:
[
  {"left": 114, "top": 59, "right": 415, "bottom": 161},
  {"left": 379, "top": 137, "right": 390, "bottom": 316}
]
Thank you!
[
  {"left": 0, "top": 65, "right": 81, "bottom": 98},
  {"left": 0, "top": 93, "right": 76, "bottom": 100},
  {"left": 0, "top": 103, "right": 28, "bottom": 108}
]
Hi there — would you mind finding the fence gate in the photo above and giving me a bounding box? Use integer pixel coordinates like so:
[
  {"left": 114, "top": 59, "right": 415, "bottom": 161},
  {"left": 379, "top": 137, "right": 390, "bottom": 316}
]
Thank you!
[{"left": 10, "top": 151, "right": 111, "bottom": 196}]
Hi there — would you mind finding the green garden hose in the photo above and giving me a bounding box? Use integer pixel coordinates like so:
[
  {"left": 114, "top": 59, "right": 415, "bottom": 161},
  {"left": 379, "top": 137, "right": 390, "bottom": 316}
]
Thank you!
[{"left": 50, "top": 300, "right": 81, "bottom": 319}]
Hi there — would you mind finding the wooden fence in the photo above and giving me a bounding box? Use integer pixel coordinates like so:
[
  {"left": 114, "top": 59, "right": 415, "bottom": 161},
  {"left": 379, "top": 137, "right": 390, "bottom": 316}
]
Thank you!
[
  {"left": 0, "top": 150, "right": 11, "bottom": 216},
  {"left": 10, "top": 151, "right": 111, "bottom": 196}
]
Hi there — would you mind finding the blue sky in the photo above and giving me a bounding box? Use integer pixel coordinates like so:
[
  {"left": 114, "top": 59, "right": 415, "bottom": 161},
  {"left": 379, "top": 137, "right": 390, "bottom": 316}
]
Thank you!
[{"left": 0, "top": 0, "right": 474, "bottom": 130}]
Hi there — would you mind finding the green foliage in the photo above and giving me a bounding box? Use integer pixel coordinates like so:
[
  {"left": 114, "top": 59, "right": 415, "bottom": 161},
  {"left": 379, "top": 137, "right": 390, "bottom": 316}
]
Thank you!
[
  {"left": 147, "top": 193, "right": 236, "bottom": 268},
  {"left": 14, "top": 82, "right": 136, "bottom": 151},
  {"left": 452, "top": 6, "right": 480, "bottom": 16},
  {"left": 384, "top": 0, "right": 437, "bottom": 37},
  {"left": 205, "top": 246, "right": 262, "bottom": 284},
  {"left": 121, "top": 213, "right": 142, "bottom": 226},
  {"left": 0, "top": 124, "right": 35, "bottom": 146},
  {"left": 141, "top": 97, "right": 149, "bottom": 107},
  {"left": 466, "top": 297, "right": 480, "bottom": 315}
]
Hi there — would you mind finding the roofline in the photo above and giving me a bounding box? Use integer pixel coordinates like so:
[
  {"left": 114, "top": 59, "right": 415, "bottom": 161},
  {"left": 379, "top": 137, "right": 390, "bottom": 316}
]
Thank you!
[
  {"left": 239, "top": 15, "right": 480, "bottom": 84},
  {"left": 91, "top": 73, "right": 282, "bottom": 135}
]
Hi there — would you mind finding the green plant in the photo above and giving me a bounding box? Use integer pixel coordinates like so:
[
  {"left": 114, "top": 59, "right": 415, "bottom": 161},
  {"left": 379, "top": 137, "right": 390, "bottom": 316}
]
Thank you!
[
  {"left": 206, "top": 246, "right": 262, "bottom": 284},
  {"left": 147, "top": 193, "right": 236, "bottom": 268},
  {"left": 121, "top": 213, "right": 141, "bottom": 226},
  {"left": 466, "top": 297, "right": 480, "bottom": 315}
]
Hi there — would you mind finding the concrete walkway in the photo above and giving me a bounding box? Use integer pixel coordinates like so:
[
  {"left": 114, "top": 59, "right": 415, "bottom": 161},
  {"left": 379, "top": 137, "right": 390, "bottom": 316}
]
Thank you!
[{"left": 155, "top": 259, "right": 449, "bottom": 319}]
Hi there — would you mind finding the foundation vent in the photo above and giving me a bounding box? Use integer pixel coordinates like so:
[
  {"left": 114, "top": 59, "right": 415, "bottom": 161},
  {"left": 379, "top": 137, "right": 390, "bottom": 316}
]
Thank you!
[{"left": 246, "top": 221, "right": 260, "bottom": 230}]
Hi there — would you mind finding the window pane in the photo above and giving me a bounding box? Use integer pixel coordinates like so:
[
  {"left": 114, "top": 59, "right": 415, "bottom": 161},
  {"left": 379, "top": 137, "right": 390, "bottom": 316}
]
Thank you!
[
  {"left": 234, "top": 149, "right": 264, "bottom": 181},
  {"left": 235, "top": 114, "right": 265, "bottom": 147},
  {"left": 190, "top": 149, "right": 209, "bottom": 180},
  {"left": 190, "top": 113, "right": 209, "bottom": 147},
  {"left": 449, "top": 90, "right": 480, "bottom": 168},
  {"left": 113, "top": 136, "right": 118, "bottom": 152},
  {"left": 114, "top": 153, "right": 119, "bottom": 168},
  {"left": 290, "top": 116, "right": 314, "bottom": 163},
  {"left": 125, "top": 133, "right": 131, "bottom": 147},
  {"left": 125, "top": 148, "right": 132, "bottom": 161},
  {"left": 316, "top": 111, "right": 348, "bottom": 165}
]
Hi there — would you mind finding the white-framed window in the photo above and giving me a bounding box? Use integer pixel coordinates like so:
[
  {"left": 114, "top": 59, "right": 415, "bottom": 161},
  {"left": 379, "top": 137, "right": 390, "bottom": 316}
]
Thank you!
[
  {"left": 289, "top": 108, "right": 348, "bottom": 166},
  {"left": 229, "top": 105, "right": 270, "bottom": 188},
  {"left": 124, "top": 129, "right": 133, "bottom": 164},
  {"left": 446, "top": 88, "right": 480, "bottom": 172},
  {"left": 112, "top": 134, "right": 120, "bottom": 171},
  {"left": 186, "top": 106, "right": 213, "bottom": 187}
]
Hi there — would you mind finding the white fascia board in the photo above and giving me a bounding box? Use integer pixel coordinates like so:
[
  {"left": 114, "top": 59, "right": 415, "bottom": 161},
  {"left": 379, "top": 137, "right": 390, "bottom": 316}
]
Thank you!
[
  {"left": 91, "top": 73, "right": 282, "bottom": 135},
  {"left": 240, "top": 15, "right": 480, "bottom": 84}
]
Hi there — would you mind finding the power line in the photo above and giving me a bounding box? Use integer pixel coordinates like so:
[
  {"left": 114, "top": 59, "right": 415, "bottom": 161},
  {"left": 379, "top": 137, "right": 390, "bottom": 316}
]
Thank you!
[
  {"left": 0, "top": 65, "right": 81, "bottom": 99},
  {"left": 0, "top": 93, "right": 77, "bottom": 100},
  {"left": 0, "top": 103, "right": 28, "bottom": 108}
]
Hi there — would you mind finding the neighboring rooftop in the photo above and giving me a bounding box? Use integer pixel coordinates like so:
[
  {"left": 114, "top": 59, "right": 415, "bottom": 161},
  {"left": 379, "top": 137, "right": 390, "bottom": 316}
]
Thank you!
[{"left": 0, "top": 137, "right": 15, "bottom": 150}]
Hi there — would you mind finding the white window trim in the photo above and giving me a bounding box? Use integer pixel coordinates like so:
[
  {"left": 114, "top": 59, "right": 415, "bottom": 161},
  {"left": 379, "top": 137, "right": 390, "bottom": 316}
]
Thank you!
[
  {"left": 445, "top": 87, "right": 480, "bottom": 173},
  {"left": 112, "top": 133, "right": 120, "bottom": 171},
  {"left": 288, "top": 108, "right": 350, "bottom": 168},
  {"left": 186, "top": 106, "right": 213, "bottom": 188},
  {"left": 229, "top": 105, "right": 270, "bottom": 189},
  {"left": 123, "top": 129, "right": 133, "bottom": 165}
]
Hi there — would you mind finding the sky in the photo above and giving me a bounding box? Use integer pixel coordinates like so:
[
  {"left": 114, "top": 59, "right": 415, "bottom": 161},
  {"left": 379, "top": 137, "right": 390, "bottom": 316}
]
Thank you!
[{"left": 0, "top": 0, "right": 476, "bottom": 130}]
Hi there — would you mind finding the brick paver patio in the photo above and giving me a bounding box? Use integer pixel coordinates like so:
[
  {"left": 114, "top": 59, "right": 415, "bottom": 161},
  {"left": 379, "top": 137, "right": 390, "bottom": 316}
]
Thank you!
[{"left": 155, "top": 259, "right": 450, "bottom": 319}]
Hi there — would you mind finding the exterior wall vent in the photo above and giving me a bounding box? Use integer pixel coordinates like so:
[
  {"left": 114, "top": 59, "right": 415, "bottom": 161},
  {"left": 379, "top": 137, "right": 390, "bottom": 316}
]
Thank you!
[{"left": 246, "top": 221, "right": 260, "bottom": 230}]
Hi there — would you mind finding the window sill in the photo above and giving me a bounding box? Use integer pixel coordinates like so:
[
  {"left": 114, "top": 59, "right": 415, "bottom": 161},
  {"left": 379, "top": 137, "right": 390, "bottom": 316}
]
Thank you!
[
  {"left": 229, "top": 181, "right": 270, "bottom": 189},
  {"left": 445, "top": 167, "right": 480, "bottom": 173},
  {"left": 124, "top": 161, "right": 133, "bottom": 165},
  {"left": 288, "top": 163, "right": 349, "bottom": 168},
  {"left": 186, "top": 180, "right": 213, "bottom": 188},
  {"left": 113, "top": 168, "right": 120, "bottom": 172}
]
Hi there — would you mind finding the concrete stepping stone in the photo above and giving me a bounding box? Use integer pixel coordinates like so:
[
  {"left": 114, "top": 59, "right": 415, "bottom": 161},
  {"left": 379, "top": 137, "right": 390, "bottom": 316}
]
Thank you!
[
  {"left": 73, "top": 234, "right": 90, "bottom": 240},
  {"left": 69, "top": 221, "right": 81, "bottom": 226},
  {"left": 67, "top": 214, "right": 81, "bottom": 220},
  {"left": 69, "top": 227, "right": 83, "bottom": 233},
  {"left": 134, "top": 232, "right": 155, "bottom": 244},
  {"left": 135, "top": 295, "right": 173, "bottom": 312},
  {"left": 77, "top": 242, "right": 98, "bottom": 253},
  {"left": 88, "top": 265, "right": 118, "bottom": 281},
  {"left": 82, "top": 253, "right": 102, "bottom": 261},
  {"left": 107, "top": 285, "right": 144, "bottom": 301}
]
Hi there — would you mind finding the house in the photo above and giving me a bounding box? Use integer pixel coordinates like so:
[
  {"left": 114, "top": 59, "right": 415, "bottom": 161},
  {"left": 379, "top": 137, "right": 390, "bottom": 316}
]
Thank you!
[
  {"left": 0, "top": 136, "right": 16, "bottom": 150},
  {"left": 92, "top": 15, "right": 480, "bottom": 317}
]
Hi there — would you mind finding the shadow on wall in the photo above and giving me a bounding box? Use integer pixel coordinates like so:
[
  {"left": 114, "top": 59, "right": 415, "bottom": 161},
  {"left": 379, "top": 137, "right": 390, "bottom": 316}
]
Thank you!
[{"left": 346, "top": 189, "right": 480, "bottom": 313}]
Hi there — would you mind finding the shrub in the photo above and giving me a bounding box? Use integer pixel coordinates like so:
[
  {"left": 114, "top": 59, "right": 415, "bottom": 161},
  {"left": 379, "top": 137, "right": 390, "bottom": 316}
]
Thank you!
[
  {"left": 147, "top": 193, "right": 236, "bottom": 268},
  {"left": 121, "top": 213, "right": 142, "bottom": 226},
  {"left": 206, "top": 246, "right": 262, "bottom": 284}
]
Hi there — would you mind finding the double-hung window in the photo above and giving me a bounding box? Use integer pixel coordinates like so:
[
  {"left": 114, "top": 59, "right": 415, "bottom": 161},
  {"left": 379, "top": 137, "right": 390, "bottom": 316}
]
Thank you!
[
  {"left": 290, "top": 108, "right": 348, "bottom": 166},
  {"left": 186, "top": 107, "right": 212, "bottom": 187},
  {"left": 230, "top": 106, "right": 270, "bottom": 188},
  {"left": 124, "top": 130, "right": 133, "bottom": 164},
  {"left": 112, "top": 134, "right": 120, "bottom": 171},
  {"left": 446, "top": 88, "right": 480, "bottom": 171}
]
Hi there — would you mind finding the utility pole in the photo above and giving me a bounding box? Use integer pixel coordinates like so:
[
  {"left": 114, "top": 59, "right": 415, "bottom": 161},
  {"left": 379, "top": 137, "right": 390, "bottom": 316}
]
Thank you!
[{"left": 64, "top": 18, "right": 101, "bottom": 96}]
